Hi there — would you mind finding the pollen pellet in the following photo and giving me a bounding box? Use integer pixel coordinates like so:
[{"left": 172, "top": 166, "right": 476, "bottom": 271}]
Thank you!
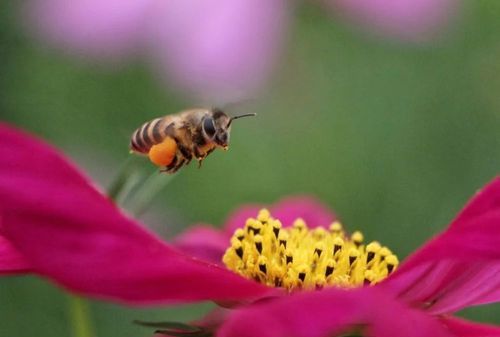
[
  {"left": 148, "top": 137, "right": 177, "bottom": 167},
  {"left": 223, "top": 209, "right": 399, "bottom": 291}
]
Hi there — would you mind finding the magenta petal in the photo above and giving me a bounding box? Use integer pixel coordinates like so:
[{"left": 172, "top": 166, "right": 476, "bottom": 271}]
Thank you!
[
  {"left": 384, "top": 178, "right": 500, "bottom": 313},
  {"left": 27, "top": 0, "right": 154, "bottom": 58},
  {"left": 449, "top": 178, "right": 500, "bottom": 231},
  {"left": 328, "top": 0, "right": 460, "bottom": 42},
  {"left": 224, "top": 205, "right": 264, "bottom": 235},
  {"left": 147, "top": 0, "right": 288, "bottom": 101},
  {"left": 385, "top": 259, "right": 500, "bottom": 314},
  {"left": 218, "top": 287, "right": 452, "bottom": 337},
  {"left": 441, "top": 317, "right": 500, "bottom": 337},
  {"left": 0, "top": 123, "right": 270, "bottom": 303},
  {"left": 176, "top": 196, "right": 336, "bottom": 265},
  {"left": 270, "top": 196, "right": 337, "bottom": 229},
  {"left": 224, "top": 196, "right": 336, "bottom": 235},
  {"left": 0, "top": 234, "right": 30, "bottom": 274},
  {"left": 173, "top": 225, "right": 229, "bottom": 264},
  {"left": 194, "top": 307, "right": 230, "bottom": 331}
]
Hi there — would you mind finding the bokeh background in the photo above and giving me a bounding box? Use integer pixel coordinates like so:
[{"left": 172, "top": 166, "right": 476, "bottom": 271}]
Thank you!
[{"left": 1, "top": 0, "right": 500, "bottom": 336}]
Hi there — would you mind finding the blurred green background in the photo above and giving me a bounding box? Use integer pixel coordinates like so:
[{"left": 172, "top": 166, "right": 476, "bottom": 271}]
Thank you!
[{"left": 1, "top": 1, "right": 500, "bottom": 336}]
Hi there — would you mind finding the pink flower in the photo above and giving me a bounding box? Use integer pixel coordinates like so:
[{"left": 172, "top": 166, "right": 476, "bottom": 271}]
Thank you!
[
  {"left": 1, "top": 123, "right": 499, "bottom": 336},
  {"left": 219, "top": 178, "right": 500, "bottom": 336},
  {"left": 26, "top": 0, "right": 288, "bottom": 102},
  {"left": 326, "top": 0, "right": 460, "bottom": 42},
  {"left": 24, "top": 0, "right": 459, "bottom": 100}
]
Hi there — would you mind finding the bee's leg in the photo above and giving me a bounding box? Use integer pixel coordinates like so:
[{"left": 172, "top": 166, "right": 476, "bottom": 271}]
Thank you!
[
  {"left": 161, "top": 140, "right": 194, "bottom": 173},
  {"left": 171, "top": 157, "right": 186, "bottom": 173},
  {"left": 197, "top": 148, "right": 215, "bottom": 169},
  {"left": 176, "top": 142, "right": 191, "bottom": 160},
  {"left": 174, "top": 141, "right": 194, "bottom": 167},
  {"left": 196, "top": 155, "right": 206, "bottom": 169},
  {"left": 160, "top": 154, "right": 179, "bottom": 174},
  {"left": 161, "top": 159, "right": 185, "bottom": 174},
  {"left": 193, "top": 147, "right": 203, "bottom": 159},
  {"left": 193, "top": 150, "right": 204, "bottom": 169},
  {"left": 183, "top": 151, "right": 193, "bottom": 166}
]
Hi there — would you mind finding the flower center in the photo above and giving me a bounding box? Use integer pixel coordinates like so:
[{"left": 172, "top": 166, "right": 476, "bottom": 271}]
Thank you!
[{"left": 223, "top": 209, "right": 399, "bottom": 291}]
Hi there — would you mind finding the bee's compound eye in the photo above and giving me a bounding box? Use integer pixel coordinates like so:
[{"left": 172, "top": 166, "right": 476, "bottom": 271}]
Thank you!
[{"left": 203, "top": 117, "right": 216, "bottom": 138}]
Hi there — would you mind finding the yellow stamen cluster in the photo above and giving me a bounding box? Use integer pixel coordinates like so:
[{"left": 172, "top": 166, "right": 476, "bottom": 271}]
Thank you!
[{"left": 223, "top": 209, "right": 399, "bottom": 291}]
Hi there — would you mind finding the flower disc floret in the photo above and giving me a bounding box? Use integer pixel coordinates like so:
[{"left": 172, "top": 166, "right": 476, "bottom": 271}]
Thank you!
[{"left": 223, "top": 209, "right": 399, "bottom": 291}]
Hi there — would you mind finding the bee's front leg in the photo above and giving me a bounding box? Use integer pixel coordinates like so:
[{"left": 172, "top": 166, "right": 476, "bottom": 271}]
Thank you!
[
  {"left": 193, "top": 147, "right": 205, "bottom": 169},
  {"left": 196, "top": 148, "right": 216, "bottom": 169}
]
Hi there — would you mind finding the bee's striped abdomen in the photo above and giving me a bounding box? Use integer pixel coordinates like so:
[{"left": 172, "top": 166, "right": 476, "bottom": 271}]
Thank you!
[{"left": 130, "top": 118, "right": 170, "bottom": 154}]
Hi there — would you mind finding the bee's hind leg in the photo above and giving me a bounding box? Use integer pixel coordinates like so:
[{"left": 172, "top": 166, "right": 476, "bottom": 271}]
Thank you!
[
  {"left": 163, "top": 156, "right": 187, "bottom": 174},
  {"left": 171, "top": 157, "right": 186, "bottom": 173},
  {"left": 160, "top": 155, "right": 179, "bottom": 174}
]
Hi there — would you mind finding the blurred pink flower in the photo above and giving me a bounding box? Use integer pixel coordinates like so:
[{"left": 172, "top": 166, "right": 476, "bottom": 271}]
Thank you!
[
  {"left": 148, "top": 0, "right": 288, "bottom": 102},
  {"left": 1, "top": 123, "right": 499, "bottom": 336},
  {"left": 326, "top": 0, "right": 460, "bottom": 42},
  {"left": 27, "top": 0, "right": 154, "bottom": 58},
  {"left": 25, "top": 0, "right": 460, "bottom": 101},
  {"left": 27, "top": 0, "right": 288, "bottom": 102}
]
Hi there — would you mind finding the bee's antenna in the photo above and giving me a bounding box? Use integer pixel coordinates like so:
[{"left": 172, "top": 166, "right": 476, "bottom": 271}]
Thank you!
[{"left": 227, "top": 113, "right": 257, "bottom": 127}]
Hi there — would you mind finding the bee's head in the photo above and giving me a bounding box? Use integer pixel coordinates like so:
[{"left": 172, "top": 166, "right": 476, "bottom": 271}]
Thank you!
[{"left": 202, "top": 109, "right": 256, "bottom": 149}]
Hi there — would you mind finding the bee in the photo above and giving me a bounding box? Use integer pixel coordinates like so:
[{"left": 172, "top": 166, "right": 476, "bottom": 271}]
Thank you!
[{"left": 130, "top": 108, "right": 256, "bottom": 173}]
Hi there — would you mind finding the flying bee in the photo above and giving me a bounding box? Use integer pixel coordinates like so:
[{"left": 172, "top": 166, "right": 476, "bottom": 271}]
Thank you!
[{"left": 130, "top": 108, "right": 256, "bottom": 173}]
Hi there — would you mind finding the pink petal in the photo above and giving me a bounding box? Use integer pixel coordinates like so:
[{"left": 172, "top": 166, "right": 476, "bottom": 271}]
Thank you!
[
  {"left": 147, "top": 0, "right": 288, "bottom": 102},
  {"left": 383, "top": 178, "right": 500, "bottom": 314},
  {"left": 218, "top": 287, "right": 453, "bottom": 337},
  {"left": 0, "top": 123, "right": 271, "bottom": 304},
  {"left": 175, "top": 196, "right": 336, "bottom": 263},
  {"left": 173, "top": 225, "right": 229, "bottom": 264},
  {"left": 224, "top": 196, "right": 336, "bottom": 235},
  {"left": 0, "top": 234, "right": 31, "bottom": 274},
  {"left": 440, "top": 316, "right": 500, "bottom": 337},
  {"left": 327, "top": 0, "right": 460, "bottom": 42},
  {"left": 223, "top": 205, "right": 262, "bottom": 236},
  {"left": 194, "top": 307, "right": 230, "bottom": 331},
  {"left": 27, "top": 0, "right": 154, "bottom": 58},
  {"left": 449, "top": 177, "right": 500, "bottom": 231}
]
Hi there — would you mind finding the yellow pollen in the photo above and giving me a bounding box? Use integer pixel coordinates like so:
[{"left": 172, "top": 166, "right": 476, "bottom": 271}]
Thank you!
[
  {"left": 329, "top": 221, "right": 343, "bottom": 233},
  {"left": 222, "top": 209, "right": 399, "bottom": 291}
]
